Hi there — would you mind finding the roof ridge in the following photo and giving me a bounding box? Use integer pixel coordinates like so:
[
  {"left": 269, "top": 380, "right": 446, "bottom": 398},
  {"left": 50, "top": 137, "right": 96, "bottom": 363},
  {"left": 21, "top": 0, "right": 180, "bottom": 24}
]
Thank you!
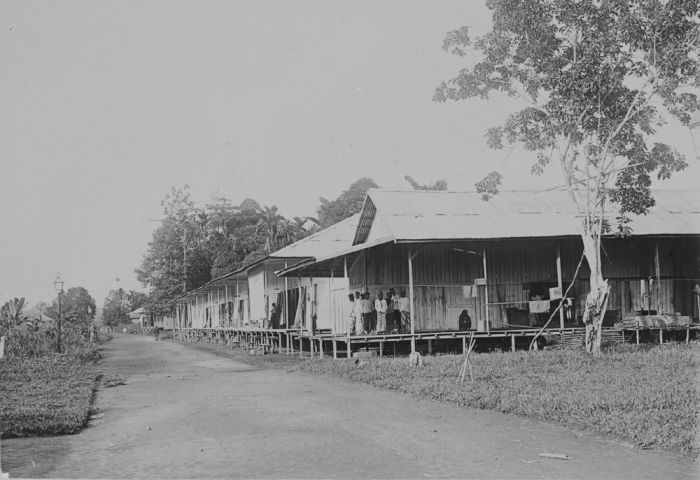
[
  {"left": 367, "top": 188, "right": 700, "bottom": 194},
  {"left": 273, "top": 213, "right": 359, "bottom": 251}
]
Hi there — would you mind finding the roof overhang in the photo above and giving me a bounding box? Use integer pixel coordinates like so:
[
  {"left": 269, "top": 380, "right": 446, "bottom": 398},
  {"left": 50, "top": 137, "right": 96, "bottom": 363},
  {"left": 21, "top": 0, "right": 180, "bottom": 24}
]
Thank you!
[{"left": 276, "top": 235, "right": 395, "bottom": 278}]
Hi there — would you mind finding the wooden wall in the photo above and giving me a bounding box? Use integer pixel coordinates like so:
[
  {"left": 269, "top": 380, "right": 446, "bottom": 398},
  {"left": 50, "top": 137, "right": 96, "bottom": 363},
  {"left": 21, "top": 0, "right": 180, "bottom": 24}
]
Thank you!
[{"left": 348, "top": 236, "right": 699, "bottom": 331}]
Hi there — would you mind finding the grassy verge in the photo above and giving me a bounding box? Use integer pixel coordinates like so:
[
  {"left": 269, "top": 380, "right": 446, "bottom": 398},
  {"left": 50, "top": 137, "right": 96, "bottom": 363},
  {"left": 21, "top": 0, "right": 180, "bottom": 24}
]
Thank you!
[
  {"left": 0, "top": 355, "right": 99, "bottom": 437},
  {"left": 298, "top": 343, "right": 699, "bottom": 456},
  {"left": 179, "top": 339, "right": 307, "bottom": 370}
]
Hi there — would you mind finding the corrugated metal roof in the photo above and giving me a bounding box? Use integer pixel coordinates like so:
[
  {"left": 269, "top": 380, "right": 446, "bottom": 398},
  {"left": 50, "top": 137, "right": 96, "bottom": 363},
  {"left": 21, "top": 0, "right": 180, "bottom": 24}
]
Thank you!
[
  {"left": 365, "top": 189, "right": 700, "bottom": 241},
  {"left": 270, "top": 214, "right": 360, "bottom": 258}
]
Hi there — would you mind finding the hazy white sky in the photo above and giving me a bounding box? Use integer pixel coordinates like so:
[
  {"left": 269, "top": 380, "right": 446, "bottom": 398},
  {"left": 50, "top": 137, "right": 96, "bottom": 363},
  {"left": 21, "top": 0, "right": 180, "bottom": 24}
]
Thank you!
[{"left": 1, "top": 1, "right": 697, "bottom": 307}]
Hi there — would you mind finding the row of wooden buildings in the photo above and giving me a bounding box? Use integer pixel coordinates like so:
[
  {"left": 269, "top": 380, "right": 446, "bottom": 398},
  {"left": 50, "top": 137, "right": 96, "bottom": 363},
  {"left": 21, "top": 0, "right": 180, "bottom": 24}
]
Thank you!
[{"left": 174, "top": 189, "right": 700, "bottom": 341}]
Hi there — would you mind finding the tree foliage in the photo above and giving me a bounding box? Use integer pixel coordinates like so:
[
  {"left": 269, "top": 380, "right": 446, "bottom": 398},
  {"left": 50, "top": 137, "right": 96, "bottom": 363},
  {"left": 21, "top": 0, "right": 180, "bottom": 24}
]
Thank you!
[
  {"left": 317, "top": 177, "right": 379, "bottom": 228},
  {"left": 102, "top": 289, "right": 148, "bottom": 327},
  {"left": 47, "top": 287, "right": 96, "bottom": 326},
  {"left": 0, "top": 297, "right": 26, "bottom": 332},
  {"left": 136, "top": 180, "right": 370, "bottom": 313},
  {"left": 404, "top": 175, "right": 448, "bottom": 191},
  {"left": 435, "top": 0, "right": 699, "bottom": 353}
]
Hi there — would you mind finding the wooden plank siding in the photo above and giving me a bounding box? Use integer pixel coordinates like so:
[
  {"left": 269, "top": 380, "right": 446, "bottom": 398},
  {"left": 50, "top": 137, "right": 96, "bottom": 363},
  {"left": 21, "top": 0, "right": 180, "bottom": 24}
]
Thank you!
[{"left": 348, "top": 237, "right": 699, "bottom": 332}]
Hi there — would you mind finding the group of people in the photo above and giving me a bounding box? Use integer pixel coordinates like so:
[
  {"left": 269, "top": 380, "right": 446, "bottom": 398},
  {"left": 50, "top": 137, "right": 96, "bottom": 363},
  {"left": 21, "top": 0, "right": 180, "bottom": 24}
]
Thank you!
[{"left": 348, "top": 288, "right": 411, "bottom": 335}]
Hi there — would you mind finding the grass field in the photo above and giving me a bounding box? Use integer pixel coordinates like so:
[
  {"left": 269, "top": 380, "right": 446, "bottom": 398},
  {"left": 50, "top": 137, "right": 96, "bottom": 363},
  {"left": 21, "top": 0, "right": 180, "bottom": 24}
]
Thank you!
[
  {"left": 0, "top": 355, "right": 99, "bottom": 437},
  {"left": 297, "top": 343, "right": 699, "bottom": 456}
]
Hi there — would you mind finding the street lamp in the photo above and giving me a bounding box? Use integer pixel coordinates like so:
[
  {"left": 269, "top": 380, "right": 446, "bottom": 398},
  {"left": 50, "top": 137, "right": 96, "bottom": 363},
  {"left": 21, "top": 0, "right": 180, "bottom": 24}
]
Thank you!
[
  {"left": 53, "top": 273, "right": 64, "bottom": 353},
  {"left": 690, "top": 111, "right": 700, "bottom": 161}
]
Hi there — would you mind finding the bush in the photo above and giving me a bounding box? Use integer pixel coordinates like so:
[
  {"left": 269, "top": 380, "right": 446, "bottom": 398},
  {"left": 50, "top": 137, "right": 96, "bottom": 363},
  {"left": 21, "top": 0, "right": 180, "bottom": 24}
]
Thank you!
[{"left": 3, "top": 325, "right": 100, "bottom": 362}]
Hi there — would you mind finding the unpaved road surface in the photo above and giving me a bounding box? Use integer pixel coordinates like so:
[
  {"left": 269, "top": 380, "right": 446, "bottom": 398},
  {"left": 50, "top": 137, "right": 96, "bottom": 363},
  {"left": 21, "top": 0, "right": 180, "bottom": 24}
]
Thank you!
[{"left": 3, "top": 335, "right": 697, "bottom": 479}]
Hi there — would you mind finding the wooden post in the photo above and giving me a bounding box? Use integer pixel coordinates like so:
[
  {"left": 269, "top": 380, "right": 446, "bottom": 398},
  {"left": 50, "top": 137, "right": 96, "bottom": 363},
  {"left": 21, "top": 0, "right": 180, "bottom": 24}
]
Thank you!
[
  {"left": 299, "top": 335, "right": 303, "bottom": 358},
  {"left": 333, "top": 339, "right": 337, "bottom": 359},
  {"left": 427, "top": 339, "right": 432, "bottom": 355},
  {"left": 347, "top": 339, "right": 351, "bottom": 358},
  {"left": 654, "top": 244, "right": 661, "bottom": 315},
  {"left": 462, "top": 335, "right": 466, "bottom": 354},
  {"left": 319, "top": 339, "right": 324, "bottom": 358},
  {"left": 636, "top": 327, "right": 640, "bottom": 345},
  {"left": 686, "top": 327, "right": 690, "bottom": 344},
  {"left": 379, "top": 341, "right": 384, "bottom": 357},
  {"left": 236, "top": 279, "right": 240, "bottom": 327},
  {"left": 659, "top": 329, "right": 663, "bottom": 344},
  {"left": 511, "top": 334, "right": 516, "bottom": 352},
  {"left": 408, "top": 248, "right": 416, "bottom": 354},
  {"left": 483, "top": 247, "right": 490, "bottom": 333},
  {"left": 556, "top": 245, "right": 564, "bottom": 329},
  {"left": 284, "top": 261, "right": 289, "bottom": 328},
  {"left": 330, "top": 268, "right": 334, "bottom": 333}
]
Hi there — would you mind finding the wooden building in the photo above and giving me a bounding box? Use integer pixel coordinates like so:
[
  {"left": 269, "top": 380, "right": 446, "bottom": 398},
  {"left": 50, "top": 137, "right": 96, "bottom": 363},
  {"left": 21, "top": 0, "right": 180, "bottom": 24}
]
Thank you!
[
  {"left": 174, "top": 215, "right": 358, "bottom": 332},
  {"left": 278, "top": 189, "right": 700, "bottom": 333}
]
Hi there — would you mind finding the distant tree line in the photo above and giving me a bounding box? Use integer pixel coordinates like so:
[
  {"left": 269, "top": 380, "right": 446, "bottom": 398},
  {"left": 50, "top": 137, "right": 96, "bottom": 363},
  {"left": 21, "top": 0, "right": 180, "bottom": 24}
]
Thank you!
[{"left": 135, "top": 177, "right": 400, "bottom": 314}]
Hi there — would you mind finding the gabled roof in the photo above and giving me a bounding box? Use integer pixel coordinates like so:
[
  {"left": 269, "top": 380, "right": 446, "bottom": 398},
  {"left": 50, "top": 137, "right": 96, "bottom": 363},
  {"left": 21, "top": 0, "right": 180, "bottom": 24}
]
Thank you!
[
  {"left": 173, "top": 214, "right": 360, "bottom": 301},
  {"left": 127, "top": 307, "right": 145, "bottom": 318},
  {"left": 354, "top": 189, "right": 700, "bottom": 243},
  {"left": 271, "top": 214, "right": 359, "bottom": 258}
]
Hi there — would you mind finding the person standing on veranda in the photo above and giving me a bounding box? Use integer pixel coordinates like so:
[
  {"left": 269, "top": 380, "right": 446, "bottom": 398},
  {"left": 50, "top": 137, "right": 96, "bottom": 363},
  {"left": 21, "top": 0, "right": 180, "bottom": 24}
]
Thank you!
[
  {"left": 375, "top": 290, "right": 387, "bottom": 334},
  {"left": 398, "top": 288, "right": 411, "bottom": 333},
  {"left": 360, "top": 293, "right": 373, "bottom": 335},
  {"left": 352, "top": 291, "right": 362, "bottom": 335}
]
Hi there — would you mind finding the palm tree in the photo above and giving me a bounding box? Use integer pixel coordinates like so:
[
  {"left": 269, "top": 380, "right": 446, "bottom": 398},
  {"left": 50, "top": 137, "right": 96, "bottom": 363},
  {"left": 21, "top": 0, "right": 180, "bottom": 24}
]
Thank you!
[
  {"left": 255, "top": 205, "right": 284, "bottom": 253},
  {"left": 0, "top": 297, "right": 26, "bottom": 331}
]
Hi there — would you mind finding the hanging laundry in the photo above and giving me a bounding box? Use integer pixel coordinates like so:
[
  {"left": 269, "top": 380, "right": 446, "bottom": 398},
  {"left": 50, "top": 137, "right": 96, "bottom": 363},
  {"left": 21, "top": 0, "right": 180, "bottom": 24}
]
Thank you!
[{"left": 529, "top": 300, "right": 550, "bottom": 314}]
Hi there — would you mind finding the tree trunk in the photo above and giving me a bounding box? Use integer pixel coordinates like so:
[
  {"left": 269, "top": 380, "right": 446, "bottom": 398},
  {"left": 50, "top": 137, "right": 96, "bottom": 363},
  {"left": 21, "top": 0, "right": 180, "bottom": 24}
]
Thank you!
[{"left": 581, "top": 233, "right": 610, "bottom": 355}]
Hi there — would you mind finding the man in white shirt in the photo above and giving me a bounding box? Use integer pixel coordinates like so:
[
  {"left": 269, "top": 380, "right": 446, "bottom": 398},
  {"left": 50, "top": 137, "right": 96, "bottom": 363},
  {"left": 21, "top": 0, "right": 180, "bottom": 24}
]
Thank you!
[
  {"left": 351, "top": 291, "right": 362, "bottom": 335},
  {"left": 374, "top": 290, "right": 387, "bottom": 333}
]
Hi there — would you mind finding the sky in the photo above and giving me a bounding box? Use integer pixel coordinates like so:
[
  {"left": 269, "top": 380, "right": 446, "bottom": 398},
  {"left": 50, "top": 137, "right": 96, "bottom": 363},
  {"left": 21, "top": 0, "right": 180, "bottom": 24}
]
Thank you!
[{"left": 1, "top": 0, "right": 697, "bottom": 308}]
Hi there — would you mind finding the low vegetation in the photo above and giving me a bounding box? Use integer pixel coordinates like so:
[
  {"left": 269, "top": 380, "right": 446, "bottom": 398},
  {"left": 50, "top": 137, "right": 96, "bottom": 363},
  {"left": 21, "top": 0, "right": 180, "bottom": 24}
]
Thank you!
[
  {"left": 1, "top": 296, "right": 104, "bottom": 438},
  {"left": 186, "top": 340, "right": 306, "bottom": 370},
  {"left": 297, "top": 344, "right": 699, "bottom": 456},
  {"left": 0, "top": 355, "right": 99, "bottom": 436}
]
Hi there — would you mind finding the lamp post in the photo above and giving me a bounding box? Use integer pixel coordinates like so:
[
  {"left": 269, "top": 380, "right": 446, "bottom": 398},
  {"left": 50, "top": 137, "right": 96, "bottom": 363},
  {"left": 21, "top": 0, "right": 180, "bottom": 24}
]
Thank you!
[
  {"left": 53, "top": 273, "right": 64, "bottom": 353},
  {"left": 690, "top": 111, "right": 700, "bottom": 161}
]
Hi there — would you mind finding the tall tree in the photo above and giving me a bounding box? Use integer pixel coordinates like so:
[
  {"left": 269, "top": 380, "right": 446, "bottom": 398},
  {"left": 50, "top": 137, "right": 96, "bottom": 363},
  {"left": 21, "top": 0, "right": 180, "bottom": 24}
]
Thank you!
[
  {"left": 435, "top": 0, "right": 698, "bottom": 354},
  {"left": 317, "top": 177, "right": 379, "bottom": 228},
  {"left": 256, "top": 205, "right": 284, "bottom": 253},
  {"left": 136, "top": 186, "right": 213, "bottom": 314},
  {"left": 47, "top": 287, "right": 96, "bottom": 326},
  {"left": 404, "top": 175, "right": 448, "bottom": 191},
  {"left": 102, "top": 289, "right": 149, "bottom": 327}
]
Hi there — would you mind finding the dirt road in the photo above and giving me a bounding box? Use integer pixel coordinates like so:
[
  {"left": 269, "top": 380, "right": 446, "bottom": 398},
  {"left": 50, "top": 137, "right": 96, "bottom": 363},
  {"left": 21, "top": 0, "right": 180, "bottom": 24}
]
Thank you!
[{"left": 3, "top": 335, "right": 696, "bottom": 479}]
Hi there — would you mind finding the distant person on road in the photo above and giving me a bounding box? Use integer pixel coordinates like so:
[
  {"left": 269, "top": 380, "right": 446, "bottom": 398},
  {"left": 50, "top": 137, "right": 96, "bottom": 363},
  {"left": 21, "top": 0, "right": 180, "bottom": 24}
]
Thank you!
[
  {"left": 154, "top": 326, "right": 160, "bottom": 342},
  {"left": 122, "top": 327, "right": 127, "bottom": 336}
]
